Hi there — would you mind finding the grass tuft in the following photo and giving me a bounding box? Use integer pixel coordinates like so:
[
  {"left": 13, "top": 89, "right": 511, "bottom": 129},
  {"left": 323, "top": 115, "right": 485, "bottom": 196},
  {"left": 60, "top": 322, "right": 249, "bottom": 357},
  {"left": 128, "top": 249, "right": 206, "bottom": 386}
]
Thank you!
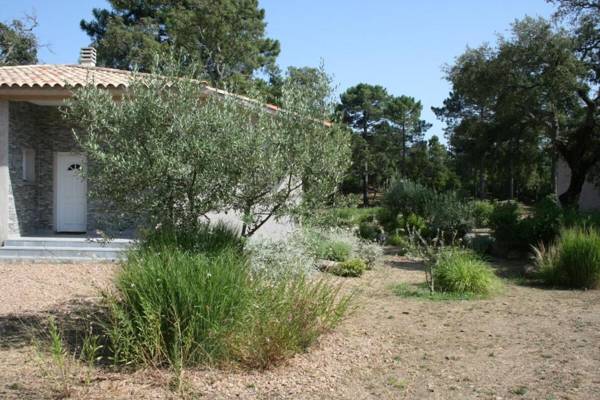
[
  {"left": 534, "top": 226, "right": 600, "bottom": 289},
  {"left": 99, "top": 224, "right": 350, "bottom": 370},
  {"left": 433, "top": 249, "right": 502, "bottom": 296}
]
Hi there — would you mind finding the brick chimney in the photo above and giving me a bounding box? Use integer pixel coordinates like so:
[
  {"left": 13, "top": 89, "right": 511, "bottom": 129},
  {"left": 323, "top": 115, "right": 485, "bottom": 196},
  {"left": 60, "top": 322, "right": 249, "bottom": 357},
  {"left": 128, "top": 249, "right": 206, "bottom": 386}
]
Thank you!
[{"left": 79, "top": 47, "right": 97, "bottom": 67}]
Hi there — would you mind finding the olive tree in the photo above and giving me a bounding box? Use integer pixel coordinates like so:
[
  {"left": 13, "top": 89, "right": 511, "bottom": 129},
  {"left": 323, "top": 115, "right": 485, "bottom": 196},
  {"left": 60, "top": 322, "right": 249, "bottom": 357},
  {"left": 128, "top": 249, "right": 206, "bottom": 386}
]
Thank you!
[
  {"left": 228, "top": 68, "right": 351, "bottom": 236},
  {"left": 65, "top": 62, "right": 350, "bottom": 236}
]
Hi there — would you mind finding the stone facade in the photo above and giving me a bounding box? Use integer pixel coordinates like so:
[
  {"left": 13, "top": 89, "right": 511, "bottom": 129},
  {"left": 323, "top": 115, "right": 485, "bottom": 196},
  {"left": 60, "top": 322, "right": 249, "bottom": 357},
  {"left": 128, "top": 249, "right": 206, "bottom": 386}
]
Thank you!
[{"left": 7, "top": 101, "right": 123, "bottom": 236}]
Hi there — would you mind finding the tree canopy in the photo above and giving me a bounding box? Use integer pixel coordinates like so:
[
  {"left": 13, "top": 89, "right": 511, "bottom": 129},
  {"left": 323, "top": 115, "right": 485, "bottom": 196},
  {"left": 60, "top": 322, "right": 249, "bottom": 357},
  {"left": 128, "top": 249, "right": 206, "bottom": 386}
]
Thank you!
[
  {"left": 80, "top": 0, "right": 280, "bottom": 89},
  {"left": 435, "top": 15, "right": 600, "bottom": 206},
  {"left": 0, "top": 16, "right": 38, "bottom": 66}
]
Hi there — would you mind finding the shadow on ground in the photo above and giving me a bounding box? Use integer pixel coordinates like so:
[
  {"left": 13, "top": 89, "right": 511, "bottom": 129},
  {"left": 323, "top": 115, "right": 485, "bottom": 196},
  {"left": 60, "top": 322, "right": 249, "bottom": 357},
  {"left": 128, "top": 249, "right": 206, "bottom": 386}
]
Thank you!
[
  {"left": 0, "top": 299, "right": 105, "bottom": 352},
  {"left": 386, "top": 258, "right": 425, "bottom": 272}
]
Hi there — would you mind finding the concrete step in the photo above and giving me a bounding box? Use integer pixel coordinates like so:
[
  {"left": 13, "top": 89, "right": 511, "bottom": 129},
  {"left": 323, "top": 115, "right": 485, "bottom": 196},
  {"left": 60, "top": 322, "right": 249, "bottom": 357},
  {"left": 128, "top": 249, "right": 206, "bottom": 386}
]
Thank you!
[
  {"left": 4, "top": 237, "right": 134, "bottom": 249},
  {"left": 0, "top": 245, "right": 126, "bottom": 261},
  {"left": 0, "top": 255, "right": 118, "bottom": 263}
]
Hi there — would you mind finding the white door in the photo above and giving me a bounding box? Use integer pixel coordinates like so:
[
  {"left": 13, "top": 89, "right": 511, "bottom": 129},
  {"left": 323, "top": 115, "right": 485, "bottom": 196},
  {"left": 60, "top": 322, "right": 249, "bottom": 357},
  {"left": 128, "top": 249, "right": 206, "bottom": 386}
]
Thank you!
[{"left": 56, "top": 153, "right": 87, "bottom": 232}]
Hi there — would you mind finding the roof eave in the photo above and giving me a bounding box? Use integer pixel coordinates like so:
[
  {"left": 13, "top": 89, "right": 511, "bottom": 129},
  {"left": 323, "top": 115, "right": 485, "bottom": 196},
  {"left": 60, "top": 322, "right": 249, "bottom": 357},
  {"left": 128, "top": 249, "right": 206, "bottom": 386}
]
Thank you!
[{"left": 0, "top": 86, "right": 126, "bottom": 102}]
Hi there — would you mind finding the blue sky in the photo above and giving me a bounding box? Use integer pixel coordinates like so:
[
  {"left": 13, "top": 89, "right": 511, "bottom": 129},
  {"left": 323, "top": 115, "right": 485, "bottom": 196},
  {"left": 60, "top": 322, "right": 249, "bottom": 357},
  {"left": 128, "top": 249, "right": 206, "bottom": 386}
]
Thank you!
[{"left": 1, "top": 0, "right": 555, "bottom": 138}]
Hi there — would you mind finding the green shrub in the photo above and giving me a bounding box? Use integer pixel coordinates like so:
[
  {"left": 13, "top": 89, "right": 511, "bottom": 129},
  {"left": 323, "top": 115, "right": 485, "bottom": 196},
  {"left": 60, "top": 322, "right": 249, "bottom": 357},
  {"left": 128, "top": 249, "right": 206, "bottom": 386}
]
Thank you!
[
  {"left": 433, "top": 249, "right": 501, "bottom": 295},
  {"left": 246, "top": 236, "right": 316, "bottom": 282},
  {"left": 320, "top": 240, "right": 352, "bottom": 261},
  {"left": 535, "top": 227, "right": 600, "bottom": 289},
  {"left": 402, "top": 213, "right": 427, "bottom": 232},
  {"left": 356, "top": 240, "right": 383, "bottom": 268},
  {"left": 386, "top": 234, "right": 409, "bottom": 255},
  {"left": 299, "top": 227, "right": 382, "bottom": 267},
  {"left": 526, "top": 196, "right": 563, "bottom": 244},
  {"left": 471, "top": 200, "right": 494, "bottom": 228},
  {"left": 306, "top": 207, "right": 380, "bottom": 229},
  {"left": 490, "top": 196, "right": 581, "bottom": 249},
  {"left": 383, "top": 180, "right": 474, "bottom": 237},
  {"left": 331, "top": 259, "right": 366, "bottom": 277},
  {"left": 358, "top": 221, "right": 382, "bottom": 241},
  {"left": 302, "top": 230, "right": 352, "bottom": 261},
  {"left": 489, "top": 201, "right": 521, "bottom": 243}
]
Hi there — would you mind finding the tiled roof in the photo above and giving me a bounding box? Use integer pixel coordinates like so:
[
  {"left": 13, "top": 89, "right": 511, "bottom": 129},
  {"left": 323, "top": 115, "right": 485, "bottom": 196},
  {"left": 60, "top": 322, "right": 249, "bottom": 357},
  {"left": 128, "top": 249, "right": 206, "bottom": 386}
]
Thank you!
[
  {"left": 0, "top": 63, "right": 326, "bottom": 123},
  {"left": 0, "top": 64, "right": 135, "bottom": 89}
]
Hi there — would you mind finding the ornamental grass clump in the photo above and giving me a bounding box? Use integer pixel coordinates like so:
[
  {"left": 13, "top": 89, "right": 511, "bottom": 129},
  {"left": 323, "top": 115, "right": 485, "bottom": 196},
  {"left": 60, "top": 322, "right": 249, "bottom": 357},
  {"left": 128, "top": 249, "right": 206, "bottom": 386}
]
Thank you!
[
  {"left": 534, "top": 227, "right": 600, "bottom": 289},
  {"left": 101, "top": 225, "right": 350, "bottom": 370},
  {"left": 433, "top": 249, "right": 501, "bottom": 296}
]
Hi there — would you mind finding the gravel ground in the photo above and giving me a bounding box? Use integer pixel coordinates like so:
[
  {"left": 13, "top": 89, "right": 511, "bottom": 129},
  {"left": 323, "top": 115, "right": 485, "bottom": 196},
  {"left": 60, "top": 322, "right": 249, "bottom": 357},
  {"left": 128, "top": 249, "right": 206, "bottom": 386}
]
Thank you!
[
  {"left": 0, "top": 262, "right": 117, "bottom": 315},
  {"left": 1, "top": 254, "right": 600, "bottom": 399}
]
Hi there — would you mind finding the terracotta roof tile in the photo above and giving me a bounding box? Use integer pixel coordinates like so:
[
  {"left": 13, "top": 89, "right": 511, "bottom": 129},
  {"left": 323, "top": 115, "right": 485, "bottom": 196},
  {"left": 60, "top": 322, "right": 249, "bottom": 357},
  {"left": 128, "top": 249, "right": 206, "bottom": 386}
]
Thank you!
[
  {"left": 0, "top": 64, "right": 134, "bottom": 89},
  {"left": 0, "top": 64, "right": 330, "bottom": 125}
]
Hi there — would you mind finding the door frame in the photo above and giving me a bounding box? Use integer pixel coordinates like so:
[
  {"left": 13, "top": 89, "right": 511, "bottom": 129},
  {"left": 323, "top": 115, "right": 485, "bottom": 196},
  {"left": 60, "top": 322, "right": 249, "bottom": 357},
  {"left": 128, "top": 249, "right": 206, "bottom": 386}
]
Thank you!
[{"left": 53, "top": 152, "right": 87, "bottom": 233}]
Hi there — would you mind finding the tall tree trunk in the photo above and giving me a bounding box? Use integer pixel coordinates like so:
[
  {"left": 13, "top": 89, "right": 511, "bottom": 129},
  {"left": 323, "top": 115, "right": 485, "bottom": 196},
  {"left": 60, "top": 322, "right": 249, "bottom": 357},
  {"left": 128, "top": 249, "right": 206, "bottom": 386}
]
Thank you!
[
  {"left": 551, "top": 153, "right": 558, "bottom": 195},
  {"left": 508, "top": 158, "right": 515, "bottom": 200},
  {"left": 362, "top": 120, "right": 369, "bottom": 207},
  {"left": 401, "top": 122, "right": 406, "bottom": 176},
  {"left": 478, "top": 159, "right": 486, "bottom": 199},
  {"left": 363, "top": 160, "right": 369, "bottom": 207}
]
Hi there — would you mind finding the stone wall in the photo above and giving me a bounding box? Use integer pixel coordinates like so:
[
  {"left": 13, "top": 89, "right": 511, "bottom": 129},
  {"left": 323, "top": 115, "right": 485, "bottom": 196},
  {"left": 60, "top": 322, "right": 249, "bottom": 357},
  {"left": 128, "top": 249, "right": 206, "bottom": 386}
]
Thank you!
[
  {"left": 8, "top": 102, "right": 42, "bottom": 235},
  {"left": 7, "top": 101, "right": 136, "bottom": 237}
]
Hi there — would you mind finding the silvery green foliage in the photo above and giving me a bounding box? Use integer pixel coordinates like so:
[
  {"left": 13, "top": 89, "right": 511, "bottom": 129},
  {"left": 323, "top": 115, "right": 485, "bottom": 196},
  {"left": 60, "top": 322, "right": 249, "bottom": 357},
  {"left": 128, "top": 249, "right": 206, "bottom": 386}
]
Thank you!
[
  {"left": 246, "top": 234, "right": 317, "bottom": 282},
  {"left": 300, "top": 226, "right": 383, "bottom": 267},
  {"left": 356, "top": 239, "right": 384, "bottom": 268},
  {"left": 65, "top": 61, "right": 242, "bottom": 228},
  {"left": 232, "top": 66, "right": 351, "bottom": 237},
  {"left": 247, "top": 226, "right": 383, "bottom": 281},
  {"left": 65, "top": 59, "right": 351, "bottom": 236}
]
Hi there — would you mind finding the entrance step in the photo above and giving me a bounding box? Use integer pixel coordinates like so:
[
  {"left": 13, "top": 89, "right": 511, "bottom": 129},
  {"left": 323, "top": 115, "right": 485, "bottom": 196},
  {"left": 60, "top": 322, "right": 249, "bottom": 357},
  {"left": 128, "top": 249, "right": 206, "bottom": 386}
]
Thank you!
[{"left": 0, "top": 237, "right": 134, "bottom": 263}]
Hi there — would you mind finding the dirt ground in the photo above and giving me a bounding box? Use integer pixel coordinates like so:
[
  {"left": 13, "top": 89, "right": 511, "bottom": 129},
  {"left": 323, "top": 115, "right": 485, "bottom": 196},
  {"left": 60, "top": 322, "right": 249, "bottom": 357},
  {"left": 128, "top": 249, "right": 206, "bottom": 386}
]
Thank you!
[{"left": 1, "top": 252, "right": 600, "bottom": 400}]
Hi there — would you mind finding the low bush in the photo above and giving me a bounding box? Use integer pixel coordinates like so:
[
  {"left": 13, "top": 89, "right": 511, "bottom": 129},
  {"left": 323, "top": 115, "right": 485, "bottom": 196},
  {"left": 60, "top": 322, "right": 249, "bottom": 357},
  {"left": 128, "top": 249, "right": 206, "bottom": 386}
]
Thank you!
[
  {"left": 471, "top": 200, "right": 495, "bottom": 228},
  {"left": 386, "top": 234, "right": 409, "bottom": 255},
  {"left": 358, "top": 221, "right": 382, "bottom": 241},
  {"left": 246, "top": 236, "right": 317, "bottom": 282},
  {"left": 489, "top": 201, "right": 521, "bottom": 243},
  {"left": 534, "top": 227, "right": 600, "bottom": 289},
  {"left": 306, "top": 207, "right": 380, "bottom": 229},
  {"left": 330, "top": 259, "right": 367, "bottom": 277},
  {"left": 356, "top": 240, "right": 383, "bottom": 268},
  {"left": 433, "top": 249, "right": 501, "bottom": 296},
  {"left": 319, "top": 240, "right": 352, "bottom": 262},
  {"left": 383, "top": 180, "right": 475, "bottom": 238},
  {"left": 299, "top": 227, "right": 383, "bottom": 268},
  {"left": 402, "top": 213, "right": 427, "bottom": 232}
]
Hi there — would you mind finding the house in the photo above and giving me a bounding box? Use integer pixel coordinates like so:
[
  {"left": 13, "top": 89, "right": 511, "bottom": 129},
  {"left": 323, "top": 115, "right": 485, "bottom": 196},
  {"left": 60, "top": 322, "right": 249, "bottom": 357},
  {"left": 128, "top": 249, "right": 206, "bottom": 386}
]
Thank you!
[
  {"left": 556, "top": 159, "right": 600, "bottom": 211},
  {"left": 0, "top": 48, "right": 294, "bottom": 259}
]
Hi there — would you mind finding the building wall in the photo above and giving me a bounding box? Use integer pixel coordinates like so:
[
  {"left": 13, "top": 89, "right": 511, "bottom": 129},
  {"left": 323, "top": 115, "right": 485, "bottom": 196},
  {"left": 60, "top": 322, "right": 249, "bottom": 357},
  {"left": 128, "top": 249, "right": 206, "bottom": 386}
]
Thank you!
[
  {"left": 8, "top": 102, "right": 41, "bottom": 235},
  {"left": 5, "top": 101, "right": 295, "bottom": 240},
  {"left": 7, "top": 101, "right": 112, "bottom": 236},
  {"left": 0, "top": 101, "right": 9, "bottom": 243},
  {"left": 557, "top": 158, "right": 600, "bottom": 210}
]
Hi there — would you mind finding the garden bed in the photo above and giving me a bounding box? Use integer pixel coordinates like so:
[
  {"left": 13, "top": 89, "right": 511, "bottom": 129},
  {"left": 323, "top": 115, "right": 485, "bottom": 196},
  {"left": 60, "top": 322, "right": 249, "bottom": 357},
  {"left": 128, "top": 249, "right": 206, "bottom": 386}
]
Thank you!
[{"left": 1, "top": 255, "right": 600, "bottom": 399}]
